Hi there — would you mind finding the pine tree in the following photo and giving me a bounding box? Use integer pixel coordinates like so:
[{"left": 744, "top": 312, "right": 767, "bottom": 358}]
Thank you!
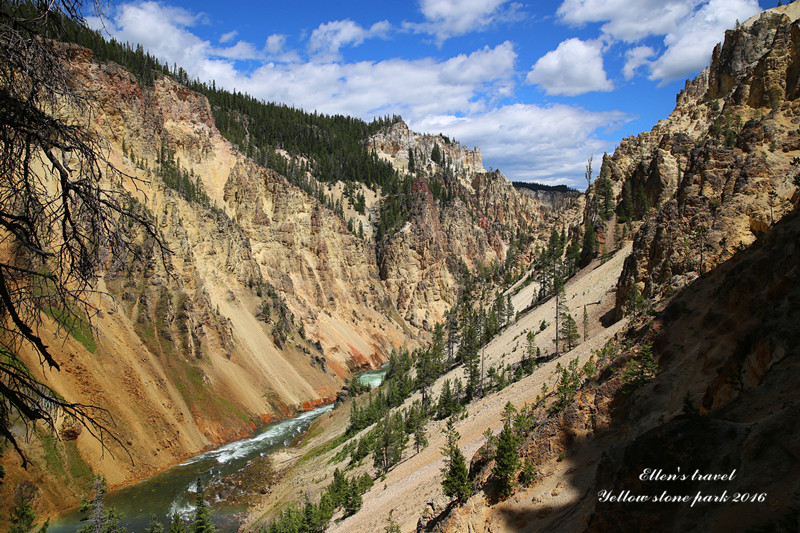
[
  {"left": 384, "top": 510, "right": 401, "bottom": 533},
  {"left": 144, "top": 515, "right": 165, "bottom": 533},
  {"left": 344, "top": 479, "right": 363, "bottom": 517},
  {"left": 441, "top": 419, "right": 472, "bottom": 503},
  {"left": 522, "top": 330, "right": 537, "bottom": 374},
  {"left": 9, "top": 497, "right": 41, "bottom": 533},
  {"left": 77, "top": 476, "right": 125, "bottom": 533},
  {"left": 191, "top": 479, "right": 215, "bottom": 533},
  {"left": 622, "top": 345, "right": 658, "bottom": 391},
  {"left": 550, "top": 359, "right": 580, "bottom": 413},
  {"left": 492, "top": 419, "right": 520, "bottom": 499},
  {"left": 373, "top": 411, "right": 407, "bottom": 473},
  {"left": 553, "top": 278, "right": 566, "bottom": 356},
  {"left": 579, "top": 223, "right": 599, "bottom": 267},
  {"left": 437, "top": 379, "right": 454, "bottom": 419},
  {"left": 414, "top": 423, "right": 429, "bottom": 454},
  {"left": 583, "top": 305, "right": 589, "bottom": 342},
  {"left": 431, "top": 143, "right": 442, "bottom": 165},
  {"left": 505, "top": 294, "right": 514, "bottom": 324},
  {"left": 560, "top": 312, "right": 579, "bottom": 351},
  {"left": 565, "top": 235, "right": 581, "bottom": 275},
  {"left": 627, "top": 284, "right": 645, "bottom": 316},
  {"left": 459, "top": 322, "right": 480, "bottom": 399},
  {"left": 168, "top": 513, "right": 188, "bottom": 533}
]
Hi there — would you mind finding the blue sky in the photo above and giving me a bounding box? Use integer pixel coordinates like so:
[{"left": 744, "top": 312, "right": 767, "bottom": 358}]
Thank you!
[{"left": 89, "top": 0, "right": 771, "bottom": 188}]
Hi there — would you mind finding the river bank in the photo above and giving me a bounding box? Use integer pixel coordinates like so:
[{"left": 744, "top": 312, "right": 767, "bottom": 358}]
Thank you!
[
  {"left": 47, "top": 404, "right": 335, "bottom": 533},
  {"left": 45, "top": 367, "right": 388, "bottom": 533}
]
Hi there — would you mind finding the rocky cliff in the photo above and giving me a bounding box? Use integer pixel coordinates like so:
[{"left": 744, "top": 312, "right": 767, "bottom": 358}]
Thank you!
[
  {"left": 367, "top": 120, "right": 485, "bottom": 182},
  {"left": 599, "top": 5, "right": 800, "bottom": 317},
  {"left": 376, "top": 169, "right": 545, "bottom": 329}
]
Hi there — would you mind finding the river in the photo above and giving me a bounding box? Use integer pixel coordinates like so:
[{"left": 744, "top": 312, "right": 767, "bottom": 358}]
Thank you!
[
  {"left": 49, "top": 368, "right": 387, "bottom": 532},
  {"left": 355, "top": 366, "right": 387, "bottom": 389},
  {"left": 49, "top": 404, "right": 334, "bottom": 533}
]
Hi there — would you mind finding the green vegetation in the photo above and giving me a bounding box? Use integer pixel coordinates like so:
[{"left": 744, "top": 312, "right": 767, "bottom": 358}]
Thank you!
[
  {"left": 76, "top": 477, "right": 125, "bottom": 533},
  {"left": 262, "top": 469, "right": 373, "bottom": 532},
  {"left": 155, "top": 142, "right": 212, "bottom": 206},
  {"left": 549, "top": 358, "right": 580, "bottom": 413},
  {"left": 43, "top": 307, "right": 96, "bottom": 353},
  {"left": 144, "top": 515, "right": 165, "bottom": 533},
  {"left": 68, "top": 475, "right": 221, "bottom": 533},
  {"left": 383, "top": 511, "right": 401, "bottom": 533},
  {"left": 441, "top": 419, "right": 472, "bottom": 504},
  {"left": 191, "top": 479, "right": 216, "bottom": 533},
  {"left": 491, "top": 403, "right": 520, "bottom": 498},
  {"left": 9, "top": 495, "right": 49, "bottom": 533},
  {"left": 622, "top": 345, "right": 658, "bottom": 392}
]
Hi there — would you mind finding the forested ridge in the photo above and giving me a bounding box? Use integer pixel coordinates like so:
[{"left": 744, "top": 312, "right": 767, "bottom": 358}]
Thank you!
[{"left": 44, "top": 14, "right": 428, "bottom": 235}]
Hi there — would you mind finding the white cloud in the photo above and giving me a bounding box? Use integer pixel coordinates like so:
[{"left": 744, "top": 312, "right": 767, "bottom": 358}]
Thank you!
[
  {"left": 526, "top": 38, "right": 613, "bottom": 96},
  {"left": 308, "top": 19, "right": 391, "bottom": 60},
  {"left": 412, "top": 0, "right": 523, "bottom": 44},
  {"left": 556, "top": 0, "right": 761, "bottom": 83},
  {"left": 109, "top": 2, "right": 215, "bottom": 74},
  {"left": 219, "top": 30, "right": 237, "bottom": 43},
  {"left": 557, "top": 0, "right": 695, "bottom": 42},
  {"left": 214, "top": 40, "right": 261, "bottom": 61},
  {"left": 623, "top": 45, "right": 655, "bottom": 79},
  {"left": 237, "top": 42, "right": 516, "bottom": 122},
  {"left": 414, "top": 104, "right": 630, "bottom": 186},
  {"left": 266, "top": 34, "right": 286, "bottom": 55},
  {"left": 439, "top": 41, "right": 516, "bottom": 85}
]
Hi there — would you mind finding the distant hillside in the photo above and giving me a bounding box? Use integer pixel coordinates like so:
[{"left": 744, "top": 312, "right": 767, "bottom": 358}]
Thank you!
[
  {"left": 512, "top": 181, "right": 579, "bottom": 194},
  {"left": 512, "top": 181, "right": 580, "bottom": 210}
]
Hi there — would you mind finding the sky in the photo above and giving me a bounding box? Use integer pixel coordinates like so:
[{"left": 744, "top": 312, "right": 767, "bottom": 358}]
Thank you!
[{"left": 88, "top": 0, "right": 772, "bottom": 188}]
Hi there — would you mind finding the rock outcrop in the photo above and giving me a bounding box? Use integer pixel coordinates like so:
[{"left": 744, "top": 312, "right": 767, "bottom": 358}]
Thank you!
[
  {"left": 367, "top": 120, "right": 485, "bottom": 182},
  {"left": 598, "top": 6, "right": 800, "bottom": 317}
]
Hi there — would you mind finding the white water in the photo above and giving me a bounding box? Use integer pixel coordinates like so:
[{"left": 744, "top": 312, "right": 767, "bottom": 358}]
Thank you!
[{"left": 49, "top": 404, "right": 335, "bottom": 533}]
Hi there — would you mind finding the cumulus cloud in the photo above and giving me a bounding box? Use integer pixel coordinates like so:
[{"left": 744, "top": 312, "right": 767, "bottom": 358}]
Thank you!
[
  {"left": 237, "top": 42, "right": 517, "bottom": 121},
  {"left": 526, "top": 38, "right": 613, "bottom": 96},
  {"left": 266, "top": 34, "right": 286, "bottom": 55},
  {"left": 103, "top": 2, "right": 216, "bottom": 75},
  {"left": 308, "top": 19, "right": 391, "bottom": 60},
  {"left": 411, "top": 0, "right": 523, "bottom": 44},
  {"left": 439, "top": 41, "right": 516, "bottom": 84},
  {"left": 557, "top": 0, "right": 694, "bottom": 42},
  {"left": 101, "top": 5, "right": 517, "bottom": 123},
  {"left": 623, "top": 45, "right": 655, "bottom": 79},
  {"left": 414, "top": 104, "right": 630, "bottom": 186},
  {"left": 214, "top": 40, "right": 262, "bottom": 61},
  {"left": 556, "top": 0, "right": 761, "bottom": 83}
]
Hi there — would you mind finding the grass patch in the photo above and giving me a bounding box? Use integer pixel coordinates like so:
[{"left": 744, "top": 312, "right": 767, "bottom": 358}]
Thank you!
[
  {"left": 43, "top": 308, "right": 96, "bottom": 353},
  {"left": 64, "top": 441, "right": 93, "bottom": 484},
  {"left": 39, "top": 433, "right": 66, "bottom": 480},
  {"left": 216, "top": 396, "right": 250, "bottom": 425},
  {"left": 297, "top": 433, "right": 347, "bottom": 466}
]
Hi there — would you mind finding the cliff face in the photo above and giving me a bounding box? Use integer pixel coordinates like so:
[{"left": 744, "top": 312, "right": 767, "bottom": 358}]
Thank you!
[
  {"left": 367, "top": 120, "right": 485, "bottom": 182},
  {"left": 376, "top": 169, "right": 545, "bottom": 329},
  {"left": 602, "top": 6, "right": 800, "bottom": 317},
  {"left": 2, "top": 48, "right": 403, "bottom": 511}
]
